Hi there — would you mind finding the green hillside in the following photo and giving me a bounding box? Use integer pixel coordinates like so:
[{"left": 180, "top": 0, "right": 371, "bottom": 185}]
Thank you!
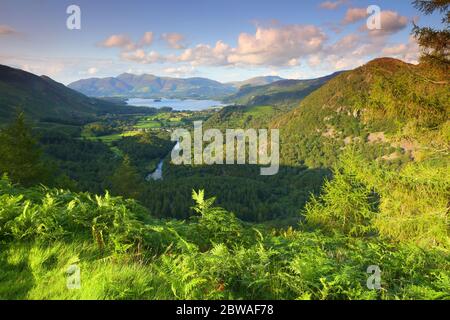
[
  {"left": 204, "top": 105, "right": 278, "bottom": 129},
  {"left": 0, "top": 57, "right": 449, "bottom": 300},
  {"left": 0, "top": 65, "right": 155, "bottom": 124},
  {"left": 273, "top": 58, "right": 449, "bottom": 168},
  {"left": 1, "top": 157, "right": 449, "bottom": 300},
  {"left": 224, "top": 72, "right": 342, "bottom": 107}
]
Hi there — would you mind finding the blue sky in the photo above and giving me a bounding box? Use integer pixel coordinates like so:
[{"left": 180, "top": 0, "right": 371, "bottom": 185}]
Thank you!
[{"left": 0, "top": 0, "right": 444, "bottom": 84}]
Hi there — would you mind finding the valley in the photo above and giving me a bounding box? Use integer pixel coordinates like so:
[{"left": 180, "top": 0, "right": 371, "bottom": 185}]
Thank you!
[{"left": 0, "top": 0, "right": 449, "bottom": 301}]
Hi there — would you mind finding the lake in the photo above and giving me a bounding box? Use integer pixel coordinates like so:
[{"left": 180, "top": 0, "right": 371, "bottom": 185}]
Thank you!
[{"left": 126, "top": 98, "right": 225, "bottom": 111}]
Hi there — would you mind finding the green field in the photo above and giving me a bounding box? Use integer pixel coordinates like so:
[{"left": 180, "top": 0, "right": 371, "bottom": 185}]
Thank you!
[
  {"left": 134, "top": 120, "right": 161, "bottom": 129},
  {"left": 81, "top": 131, "right": 142, "bottom": 144},
  {"left": 245, "top": 105, "right": 276, "bottom": 117}
]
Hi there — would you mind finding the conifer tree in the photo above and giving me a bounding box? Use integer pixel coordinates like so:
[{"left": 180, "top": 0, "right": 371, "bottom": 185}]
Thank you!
[
  {"left": 109, "top": 155, "right": 143, "bottom": 199},
  {"left": 0, "top": 112, "right": 47, "bottom": 186},
  {"left": 412, "top": 0, "right": 450, "bottom": 71}
]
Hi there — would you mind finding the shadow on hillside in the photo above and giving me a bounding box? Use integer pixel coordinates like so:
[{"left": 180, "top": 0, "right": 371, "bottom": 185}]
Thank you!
[
  {"left": 0, "top": 246, "right": 35, "bottom": 299},
  {"left": 141, "top": 163, "right": 332, "bottom": 224}
]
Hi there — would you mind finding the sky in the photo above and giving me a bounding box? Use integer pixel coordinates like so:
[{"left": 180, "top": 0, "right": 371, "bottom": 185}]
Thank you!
[{"left": 0, "top": 0, "right": 444, "bottom": 84}]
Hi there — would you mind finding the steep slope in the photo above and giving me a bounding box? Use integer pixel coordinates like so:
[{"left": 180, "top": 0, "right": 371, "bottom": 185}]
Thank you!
[
  {"left": 204, "top": 72, "right": 343, "bottom": 129},
  {"left": 69, "top": 73, "right": 237, "bottom": 99},
  {"left": 224, "top": 72, "right": 343, "bottom": 106},
  {"left": 0, "top": 65, "right": 153, "bottom": 123},
  {"left": 272, "top": 58, "right": 449, "bottom": 167},
  {"left": 0, "top": 65, "right": 100, "bottom": 121}
]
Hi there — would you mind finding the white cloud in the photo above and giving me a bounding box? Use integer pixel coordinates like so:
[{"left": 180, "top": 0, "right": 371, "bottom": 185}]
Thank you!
[
  {"left": 96, "top": 15, "right": 416, "bottom": 77},
  {"left": 99, "top": 34, "right": 136, "bottom": 50},
  {"left": 121, "top": 49, "right": 165, "bottom": 64},
  {"left": 363, "top": 10, "right": 409, "bottom": 36},
  {"left": 328, "top": 34, "right": 360, "bottom": 54},
  {"left": 163, "top": 65, "right": 196, "bottom": 77},
  {"left": 87, "top": 67, "right": 98, "bottom": 75},
  {"left": 161, "top": 33, "right": 185, "bottom": 49},
  {"left": 382, "top": 36, "right": 420, "bottom": 64},
  {"left": 227, "top": 24, "right": 326, "bottom": 66},
  {"left": 307, "top": 31, "right": 393, "bottom": 71},
  {"left": 342, "top": 8, "right": 368, "bottom": 25},
  {"left": 320, "top": 0, "right": 347, "bottom": 10},
  {"left": 21, "top": 63, "right": 65, "bottom": 78},
  {"left": 100, "top": 31, "right": 154, "bottom": 51},
  {"left": 113, "top": 25, "right": 326, "bottom": 67},
  {"left": 178, "top": 40, "right": 231, "bottom": 66},
  {"left": 140, "top": 32, "right": 154, "bottom": 46},
  {"left": 342, "top": 8, "right": 409, "bottom": 36}
]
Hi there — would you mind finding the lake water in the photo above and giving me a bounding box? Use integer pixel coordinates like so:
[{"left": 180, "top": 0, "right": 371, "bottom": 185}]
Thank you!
[{"left": 126, "top": 98, "right": 225, "bottom": 111}]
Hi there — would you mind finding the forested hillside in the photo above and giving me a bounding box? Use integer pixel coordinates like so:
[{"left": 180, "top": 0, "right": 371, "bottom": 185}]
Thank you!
[
  {"left": 0, "top": 0, "right": 449, "bottom": 300},
  {"left": 1, "top": 148, "right": 448, "bottom": 299},
  {"left": 1, "top": 57, "right": 448, "bottom": 299},
  {"left": 224, "top": 72, "right": 342, "bottom": 108},
  {"left": 273, "top": 58, "right": 449, "bottom": 168}
]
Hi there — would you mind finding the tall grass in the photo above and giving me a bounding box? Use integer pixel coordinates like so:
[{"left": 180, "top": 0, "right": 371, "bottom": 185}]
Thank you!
[{"left": 0, "top": 153, "right": 449, "bottom": 300}]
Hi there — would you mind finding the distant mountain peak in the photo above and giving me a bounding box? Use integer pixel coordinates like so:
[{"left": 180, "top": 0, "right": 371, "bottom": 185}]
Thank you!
[{"left": 68, "top": 73, "right": 237, "bottom": 99}]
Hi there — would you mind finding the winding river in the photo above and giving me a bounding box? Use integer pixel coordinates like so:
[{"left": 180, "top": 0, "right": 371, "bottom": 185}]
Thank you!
[{"left": 146, "top": 141, "right": 180, "bottom": 181}]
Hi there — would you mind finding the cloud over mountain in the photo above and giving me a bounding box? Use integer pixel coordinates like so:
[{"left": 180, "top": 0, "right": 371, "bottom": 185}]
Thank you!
[
  {"left": 95, "top": 8, "right": 415, "bottom": 79},
  {"left": 112, "top": 25, "right": 327, "bottom": 67},
  {"left": 227, "top": 25, "right": 326, "bottom": 66}
]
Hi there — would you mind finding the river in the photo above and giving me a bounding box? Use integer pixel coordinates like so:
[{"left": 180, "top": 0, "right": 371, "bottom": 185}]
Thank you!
[{"left": 146, "top": 141, "right": 180, "bottom": 181}]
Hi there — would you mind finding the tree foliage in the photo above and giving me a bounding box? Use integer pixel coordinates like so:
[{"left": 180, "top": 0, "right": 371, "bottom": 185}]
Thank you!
[
  {"left": 0, "top": 112, "right": 48, "bottom": 186},
  {"left": 412, "top": 0, "right": 450, "bottom": 72}
]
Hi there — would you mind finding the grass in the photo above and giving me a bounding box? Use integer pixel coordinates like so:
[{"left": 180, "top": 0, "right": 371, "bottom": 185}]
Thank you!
[
  {"left": 245, "top": 105, "right": 276, "bottom": 117},
  {"left": 0, "top": 172, "right": 448, "bottom": 300},
  {"left": 204, "top": 105, "right": 278, "bottom": 129},
  {"left": 134, "top": 120, "right": 161, "bottom": 129},
  {"left": 81, "top": 131, "right": 142, "bottom": 145},
  {"left": 133, "top": 112, "right": 201, "bottom": 129},
  {"left": 0, "top": 241, "right": 156, "bottom": 300}
]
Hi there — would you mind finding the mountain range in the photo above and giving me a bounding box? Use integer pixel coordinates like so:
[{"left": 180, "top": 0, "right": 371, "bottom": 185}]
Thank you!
[
  {"left": 0, "top": 64, "right": 337, "bottom": 124},
  {"left": 67, "top": 74, "right": 286, "bottom": 99},
  {"left": 68, "top": 73, "right": 233, "bottom": 99},
  {"left": 2, "top": 57, "right": 446, "bottom": 142}
]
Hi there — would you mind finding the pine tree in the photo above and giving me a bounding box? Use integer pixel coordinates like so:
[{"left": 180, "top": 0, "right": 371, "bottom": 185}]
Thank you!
[
  {"left": 109, "top": 155, "right": 143, "bottom": 199},
  {"left": 412, "top": 0, "right": 450, "bottom": 71},
  {"left": 0, "top": 112, "right": 47, "bottom": 186}
]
